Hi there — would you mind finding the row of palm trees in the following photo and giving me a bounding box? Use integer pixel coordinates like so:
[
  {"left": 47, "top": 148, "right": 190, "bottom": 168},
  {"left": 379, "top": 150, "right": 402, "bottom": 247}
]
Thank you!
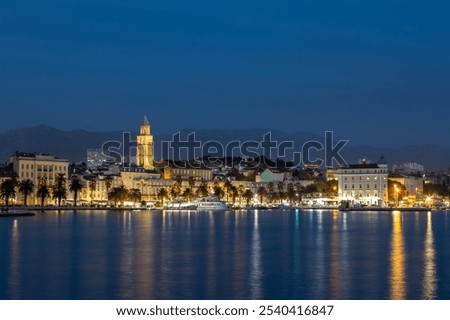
[
  {"left": 155, "top": 180, "right": 317, "bottom": 206},
  {"left": 0, "top": 174, "right": 125, "bottom": 207}
]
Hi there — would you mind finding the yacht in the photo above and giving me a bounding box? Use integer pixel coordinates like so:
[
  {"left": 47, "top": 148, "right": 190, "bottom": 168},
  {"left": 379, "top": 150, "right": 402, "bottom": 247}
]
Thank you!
[
  {"left": 196, "top": 199, "right": 231, "bottom": 211},
  {"left": 165, "top": 201, "right": 198, "bottom": 210}
]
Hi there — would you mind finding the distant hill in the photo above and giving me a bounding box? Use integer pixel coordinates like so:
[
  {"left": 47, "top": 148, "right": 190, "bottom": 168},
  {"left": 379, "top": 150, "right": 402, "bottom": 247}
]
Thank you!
[{"left": 0, "top": 125, "right": 449, "bottom": 171}]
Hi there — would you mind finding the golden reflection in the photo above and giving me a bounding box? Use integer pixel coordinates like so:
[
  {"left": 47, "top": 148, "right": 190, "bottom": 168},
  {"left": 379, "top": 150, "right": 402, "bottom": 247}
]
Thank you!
[
  {"left": 206, "top": 213, "right": 217, "bottom": 297},
  {"left": 8, "top": 219, "right": 20, "bottom": 298},
  {"left": 249, "top": 211, "right": 263, "bottom": 299},
  {"left": 389, "top": 211, "right": 406, "bottom": 300},
  {"left": 422, "top": 212, "right": 436, "bottom": 299},
  {"left": 329, "top": 212, "right": 340, "bottom": 299}
]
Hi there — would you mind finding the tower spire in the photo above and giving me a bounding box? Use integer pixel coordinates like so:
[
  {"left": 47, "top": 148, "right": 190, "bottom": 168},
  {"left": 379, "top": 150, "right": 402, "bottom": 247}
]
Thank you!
[{"left": 142, "top": 115, "right": 149, "bottom": 125}]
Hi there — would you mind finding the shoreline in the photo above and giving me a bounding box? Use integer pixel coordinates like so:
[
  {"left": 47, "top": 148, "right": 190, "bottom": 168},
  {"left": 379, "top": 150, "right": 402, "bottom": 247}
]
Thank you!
[{"left": 1, "top": 206, "right": 445, "bottom": 215}]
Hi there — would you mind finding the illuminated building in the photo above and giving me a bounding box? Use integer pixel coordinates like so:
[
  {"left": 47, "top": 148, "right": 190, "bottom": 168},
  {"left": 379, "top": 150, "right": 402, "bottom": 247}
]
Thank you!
[
  {"left": 136, "top": 115, "right": 155, "bottom": 170},
  {"left": 337, "top": 157, "right": 388, "bottom": 206},
  {"left": 10, "top": 151, "right": 69, "bottom": 205}
]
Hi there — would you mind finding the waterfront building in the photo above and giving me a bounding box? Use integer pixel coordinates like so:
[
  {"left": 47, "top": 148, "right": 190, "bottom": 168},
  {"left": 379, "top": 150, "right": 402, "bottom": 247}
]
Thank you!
[
  {"left": 256, "top": 168, "right": 285, "bottom": 183},
  {"left": 118, "top": 167, "right": 164, "bottom": 201},
  {"left": 337, "top": 158, "right": 388, "bottom": 206},
  {"left": 136, "top": 115, "right": 155, "bottom": 170},
  {"left": 10, "top": 151, "right": 69, "bottom": 205},
  {"left": 163, "top": 163, "right": 212, "bottom": 181},
  {"left": 389, "top": 175, "right": 424, "bottom": 197}
]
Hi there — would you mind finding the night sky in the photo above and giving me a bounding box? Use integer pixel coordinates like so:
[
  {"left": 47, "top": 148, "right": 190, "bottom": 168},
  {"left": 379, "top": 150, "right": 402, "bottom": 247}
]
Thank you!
[{"left": 1, "top": 0, "right": 449, "bottom": 147}]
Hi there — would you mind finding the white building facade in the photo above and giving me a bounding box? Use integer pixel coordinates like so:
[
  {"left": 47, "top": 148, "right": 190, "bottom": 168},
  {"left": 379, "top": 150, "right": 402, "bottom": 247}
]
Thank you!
[{"left": 338, "top": 162, "right": 388, "bottom": 207}]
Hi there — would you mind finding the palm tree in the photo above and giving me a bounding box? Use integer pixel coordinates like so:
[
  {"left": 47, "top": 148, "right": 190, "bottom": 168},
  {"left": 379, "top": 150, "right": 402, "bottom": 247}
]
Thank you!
[
  {"left": 104, "top": 176, "right": 113, "bottom": 193},
  {"left": 188, "top": 176, "right": 196, "bottom": 191},
  {"left": 69, "top": 176, "right": 84, "bottom": 207},
  {"left": 170, "top": 183, "right": 181, "bottom": 200},
  {"left": 36, "top": 182, "right": 50, "bottom": 207},
  {"left": 267, "top": 182, "right": 275, "bottom": 202},
  {"left": 230, "top": 185, "right": 238, "bottom": 204},
  {"left": 18, "top": 179, "right": 34, "bottom": 206},
  {"left": 128, "top": 188, "right": 142, "bottom": 207},
  {"left": 108, "top": 185, "right": 128, "bottom": 207},
  {"left": 53, "top": 173, "right": 67, "bottom": 207},
  {"left": 277, "top": 182, "right": 285, "bottom": 204},
  {"left": 196, "top": 182, "right": 209, "bottom": 197},
  {"left": 257, "top": 186, "right": 267, "bottom": 204},
  {"left": 243, "top": 189, "right": 254, "bottom": 206},
  {"left": 213, "top": 185, "right": 224, "bottom": 201},
  {"left": 88, "top": 179, "right": 97, "bottom": 202},
  {"left": 286, "top": 183, "right": 296, "bottom": 204},
  {"left": 224, "top": 180, "right": 233, "bottom": 202},
  {"left": 295, "top": 183, "right": 305, "bottom": 205},
  {"left": 237, "top": 185, "right": 245, "bottom": 205},
  {"left": 0, "top": 178, "right": 16, "bottom": 207},
  {"left": 157, "top": 188, "right": 169, "bottom": 206},
  {"left": 182, "top": 188, "right": 194, "bottom": 202}
]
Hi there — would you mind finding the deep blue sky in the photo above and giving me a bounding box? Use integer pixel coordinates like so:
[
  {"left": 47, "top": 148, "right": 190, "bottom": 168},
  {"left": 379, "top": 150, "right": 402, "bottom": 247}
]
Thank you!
[{"left": 1, "top": 0, "right": 449, "bottom": 147}]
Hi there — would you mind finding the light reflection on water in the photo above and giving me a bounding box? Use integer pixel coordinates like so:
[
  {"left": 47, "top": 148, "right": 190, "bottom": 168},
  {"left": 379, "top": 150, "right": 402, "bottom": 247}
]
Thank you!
[
  {"left": 0, "top": 209, "right": 449, "bottom": 299},
  {"left": 422, "top": 212, "right": 436, "bottom": 299},
  {"left": 390, "top": 211, "right": 406, "bottom": 300}
]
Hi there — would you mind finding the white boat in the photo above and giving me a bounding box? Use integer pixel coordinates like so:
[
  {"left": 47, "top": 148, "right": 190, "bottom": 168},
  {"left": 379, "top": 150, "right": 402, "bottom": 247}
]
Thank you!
[
  {"left": 196, "top": 200, "right": 231, "bottom": 211},
  {"left": 165, "top": 201, "right": 198, "bottom": 210}
]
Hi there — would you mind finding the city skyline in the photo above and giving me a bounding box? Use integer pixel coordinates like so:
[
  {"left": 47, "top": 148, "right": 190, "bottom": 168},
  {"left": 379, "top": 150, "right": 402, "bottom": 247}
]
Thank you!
[{"left": 1, "top": 1, "right": 450, "bottom": 147}]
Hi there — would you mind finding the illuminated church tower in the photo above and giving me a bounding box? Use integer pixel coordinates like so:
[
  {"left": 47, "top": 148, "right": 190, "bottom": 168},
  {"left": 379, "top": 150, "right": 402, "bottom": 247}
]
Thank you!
[{"left": 136, "top": 115, "right": 154, "bottom": 170}]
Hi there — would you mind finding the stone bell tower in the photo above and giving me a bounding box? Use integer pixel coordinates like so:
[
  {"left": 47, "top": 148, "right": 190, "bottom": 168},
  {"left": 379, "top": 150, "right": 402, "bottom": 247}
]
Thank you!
[{"left": 136, "top": 115, "right": 154, "bottom": 170}]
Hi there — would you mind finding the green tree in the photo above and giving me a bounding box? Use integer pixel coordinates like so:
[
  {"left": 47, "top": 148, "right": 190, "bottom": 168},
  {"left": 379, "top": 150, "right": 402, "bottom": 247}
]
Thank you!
[
  {"left": 18, "top": 179, "right": 34, "bottom": 206},
  {"left": 36, "top": 181, "right": 50, "bottom": 207},
  {"left": 257, "top": 186, "right": 267, "bottom": 204},
  {"left": 243, "top": 189, "right": 254, "bottom": 206},
  {"left": 69, "top": 176, "right": 84, "bottom": 207},
  {"left": 170, "top": 182, "right": 182, "bottom": 199},
  {"left": 157, "top": 188, "right": 169, "bottom": 205},
  {"left": 267, "top": 182, "right": 275, "bottom": 202},
  {"left": 230, "top": 185, "right": 238, "bottom": 204},
  {"left": 104, "top": 176, "right": 113, "bottom": 193},
  {"left": 128, "top": 188, "right": 142, "bottom": 206},
  {"left": 286, "top": 183, "right": 296, "bottom": 204},
  {"left": 52, "top": 173, "right": 67, "bottom": 206},
  {"left": 196, "top": 182, "right": 209, "bottom": 197},
  {"left": 213, "top": 185, "right": 225, "bottom": 201},
  {"left": 0, "top": 178, "right": 16, "bottom": 207},
  {"left": 237, "top": 185, "right": 245, "bottom": 205},
  {"left": 224, "top": 180, "right": 233, "bottom": 202},
  {"left": 295, "top": 183, "right": 305, "bottom": 204},
  {"left": 277, "top": 182, "right": 286, "bottom": 204},
  {"left": 182, "top": 188, "right": 194, "bottom": 201},
  {"left": 188, "top": 176, "right": 196, "bottom": 191},
  {"left": 108, "top": 185, "right": 128, "bottom": 207},
  {"left": 88, "top": 179, "right": 97, "bottom": 201}
]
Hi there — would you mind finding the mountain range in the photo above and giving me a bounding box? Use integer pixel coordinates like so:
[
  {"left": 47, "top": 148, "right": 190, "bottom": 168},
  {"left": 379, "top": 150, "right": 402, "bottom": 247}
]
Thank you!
[{"left": 0, "top": 125, "right": 449, "bottom": 171}]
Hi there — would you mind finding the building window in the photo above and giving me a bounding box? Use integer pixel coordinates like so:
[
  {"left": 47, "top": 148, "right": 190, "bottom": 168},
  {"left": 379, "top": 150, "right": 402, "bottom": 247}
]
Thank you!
[
  {"left": 367, "top": 184, "right": 370, "bottom": 188},
  {"left": 359, "top": 184, "right": 362, "bottom": 189},
  {"left": 352, "top": 184, "right": 354, "bottom": 189}
]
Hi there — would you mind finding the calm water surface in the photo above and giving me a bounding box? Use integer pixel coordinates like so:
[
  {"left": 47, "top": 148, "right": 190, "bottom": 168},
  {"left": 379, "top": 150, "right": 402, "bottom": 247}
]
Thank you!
[{"left": 1, "top": 209, "right": 450, "bottom": 300}]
